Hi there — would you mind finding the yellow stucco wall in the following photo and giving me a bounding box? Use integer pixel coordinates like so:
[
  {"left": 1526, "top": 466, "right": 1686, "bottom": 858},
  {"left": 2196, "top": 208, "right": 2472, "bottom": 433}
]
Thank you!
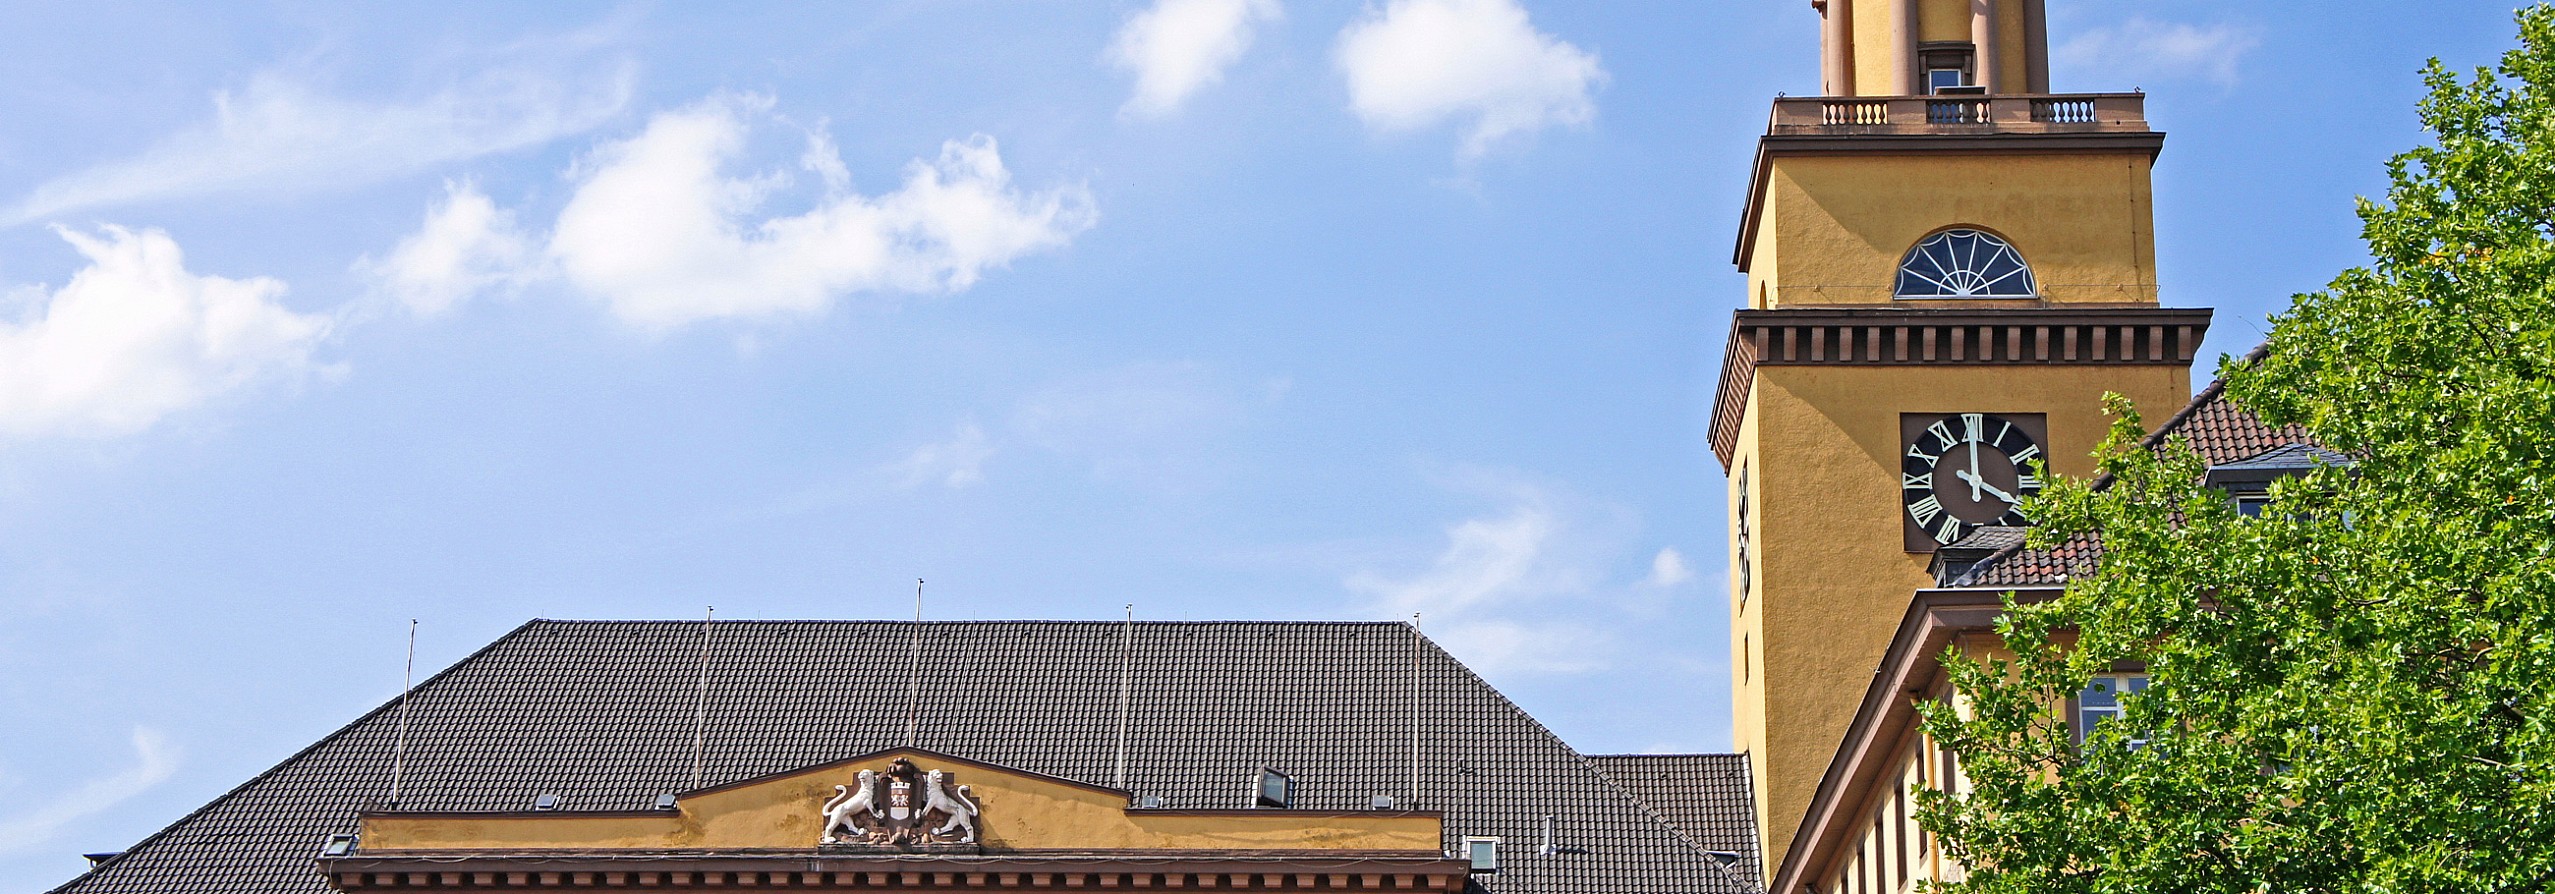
[
  {"left": 1916, "top": 0, "right": 1969, "bottom": 44},
  {"left": 1758, "top": 153, "right": 2158, "bottom": 308},
  {"left": 363, "top": 751, "right": 1440, "bottom": 853},
  {"left": 1730, "top": 363, "right": 2189, "bottom": 868},
  {"left": 1848, "top": 0, "right": 1904, "bottom": 97}
]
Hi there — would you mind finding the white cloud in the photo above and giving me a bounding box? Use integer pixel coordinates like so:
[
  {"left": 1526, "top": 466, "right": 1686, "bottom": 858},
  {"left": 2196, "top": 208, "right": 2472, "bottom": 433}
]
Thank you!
[
  {"left": 1108, "top": 0, "right": 1283, "bottom": 118},
  {"left": 546, "top": 95, "right": 1096, "bottom": 330},
  {"left": 0, "top": 729, "right": 179, "bottom": 854},
  {"left": 1334, "top": 0, "right": 1604, "bottom": 159},
  {"left": 0, "top": 226, "right": 330, "bottom": 439},
  {"left": 2056, "top": 17, "right": 2260, "bottom": 88},
  {"left": 359, "top": 180, "right": 536, "bottom": 317},
  {"left": 1641, "top": 546, "right": 1693, "bottom": 588},
  {"left": 892, "top": 421, "right": 996, "bottom": 488},
  {"left": 1346, "top": 477, "right": 1619, "bottom": 676},
  {"left": 9, "top": 61, "right": 631, "bottom": 224}
]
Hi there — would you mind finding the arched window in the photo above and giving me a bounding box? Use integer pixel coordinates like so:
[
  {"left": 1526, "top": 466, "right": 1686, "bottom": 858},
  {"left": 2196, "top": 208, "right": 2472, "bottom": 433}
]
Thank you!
[{"left": 1894, "top": 228, "right": 2038, "bottom": 299}]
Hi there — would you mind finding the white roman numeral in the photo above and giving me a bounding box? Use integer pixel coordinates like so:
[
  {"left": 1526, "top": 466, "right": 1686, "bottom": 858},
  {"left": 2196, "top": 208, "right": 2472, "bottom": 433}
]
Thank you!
[
  {"left": 1937, "top": 517, "right": 1964, "bottom": 543},
  {"left": 1963, "top": 413, "right": 1985, "bottom": 442},
  {"left": 1927, "top": 420, "right": 1958, "bottom": 449},
  {"left": 1903, "top": 472, "right": 1933, "bottom": 490},
  {"left": 2018, "top": 474, "right": 2042, "bottom": 491},
  {"left": 1908, "top": 495, "right": 1943, "bottom": 525},
  {"left": 2011, "top": 444, "right": 2041, "bottom": 465}
]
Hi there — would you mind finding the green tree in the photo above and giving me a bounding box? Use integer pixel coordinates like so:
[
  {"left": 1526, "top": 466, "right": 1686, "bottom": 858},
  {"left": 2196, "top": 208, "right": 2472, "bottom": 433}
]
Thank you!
[{"left": 1919, "top": 8, "right": 2555, "bottom": 893}]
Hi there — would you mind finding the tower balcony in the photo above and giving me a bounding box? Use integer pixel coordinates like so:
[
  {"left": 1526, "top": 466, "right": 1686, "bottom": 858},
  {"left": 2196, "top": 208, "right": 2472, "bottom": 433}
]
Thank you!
[{"left": 1768, "top": 92, "right": 2147, "bottom": 136}]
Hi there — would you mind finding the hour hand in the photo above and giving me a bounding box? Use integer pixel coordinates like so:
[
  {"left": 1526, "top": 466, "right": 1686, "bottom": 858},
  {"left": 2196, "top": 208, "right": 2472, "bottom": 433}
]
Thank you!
[{"left": 1954, "top": 469, "right": 2018, "bottom": 503}]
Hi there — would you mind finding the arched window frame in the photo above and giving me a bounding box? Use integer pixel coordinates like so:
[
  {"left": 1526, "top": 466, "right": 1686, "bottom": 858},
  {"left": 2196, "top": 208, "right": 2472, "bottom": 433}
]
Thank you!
[{"left": 1893, "top": 227, "right": 2040, "bottom": 300}]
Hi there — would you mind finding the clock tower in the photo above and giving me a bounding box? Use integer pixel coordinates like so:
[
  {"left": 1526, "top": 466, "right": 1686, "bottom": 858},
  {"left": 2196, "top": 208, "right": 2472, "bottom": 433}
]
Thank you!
[{"left": 1717, "top": 0, "right": 2210, "bottom": 867}]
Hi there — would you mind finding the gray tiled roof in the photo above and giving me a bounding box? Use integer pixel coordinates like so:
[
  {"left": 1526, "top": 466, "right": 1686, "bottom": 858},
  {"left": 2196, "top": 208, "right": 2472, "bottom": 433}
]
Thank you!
[
  {"left": 1585, "top": 755, "right": 1758, "bottom": 887},
  {"left": 53, "top": 620, "right": 1748, "bottom": 894}
]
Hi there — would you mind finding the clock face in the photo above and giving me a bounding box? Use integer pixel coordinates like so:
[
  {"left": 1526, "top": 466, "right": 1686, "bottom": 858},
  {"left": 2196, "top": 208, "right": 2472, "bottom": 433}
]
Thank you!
[{"left": 1901, "top": 413, "right": 2048, "bottom": 550}]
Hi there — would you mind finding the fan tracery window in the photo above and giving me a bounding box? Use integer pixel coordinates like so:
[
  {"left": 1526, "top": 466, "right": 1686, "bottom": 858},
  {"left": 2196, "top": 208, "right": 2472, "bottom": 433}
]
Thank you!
[{"left": 1894, "top": 228, "right": 2038, "bottom": 299}]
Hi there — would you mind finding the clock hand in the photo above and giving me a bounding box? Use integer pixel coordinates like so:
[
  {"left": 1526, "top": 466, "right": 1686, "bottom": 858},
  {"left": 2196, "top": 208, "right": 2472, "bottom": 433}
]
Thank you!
[
  {"left": 1966, "top": 436, "right": 1983, "bottom": 502},
  {"left": 1954, "top": 469, "right": 2018, "bottom": 504}
]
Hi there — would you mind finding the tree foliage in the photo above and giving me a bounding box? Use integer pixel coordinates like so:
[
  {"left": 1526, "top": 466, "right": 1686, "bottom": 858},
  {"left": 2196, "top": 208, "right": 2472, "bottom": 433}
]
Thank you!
[{"left": 1919, "top": 8, "right": 2555, "bottom": 893}]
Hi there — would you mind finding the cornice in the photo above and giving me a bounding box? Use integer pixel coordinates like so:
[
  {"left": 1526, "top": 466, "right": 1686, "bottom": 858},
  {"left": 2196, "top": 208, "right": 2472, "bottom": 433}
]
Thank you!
[{"left": 1707, "top": 307, "right": 2212, "bottom": 469}]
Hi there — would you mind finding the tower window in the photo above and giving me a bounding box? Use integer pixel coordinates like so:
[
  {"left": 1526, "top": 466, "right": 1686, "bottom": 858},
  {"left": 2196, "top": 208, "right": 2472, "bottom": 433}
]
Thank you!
[
  {"left": 1917, "top": 42, "right": 1976, "bottom": 94},
  {"left": 1895, "top": 229, "right": 2038, "bottom": 299}
]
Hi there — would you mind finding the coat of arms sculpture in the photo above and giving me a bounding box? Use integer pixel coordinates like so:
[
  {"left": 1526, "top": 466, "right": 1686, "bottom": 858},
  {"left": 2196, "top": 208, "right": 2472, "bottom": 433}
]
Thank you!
[{"left": 818, "top": 758, "right": 982, "bottom": 846}]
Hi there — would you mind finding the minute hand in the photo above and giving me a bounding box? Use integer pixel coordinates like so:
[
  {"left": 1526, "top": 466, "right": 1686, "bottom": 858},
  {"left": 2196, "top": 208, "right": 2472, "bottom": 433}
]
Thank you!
[{"left": 1954, "top": 469, "right": 2019, "bottom": 504}]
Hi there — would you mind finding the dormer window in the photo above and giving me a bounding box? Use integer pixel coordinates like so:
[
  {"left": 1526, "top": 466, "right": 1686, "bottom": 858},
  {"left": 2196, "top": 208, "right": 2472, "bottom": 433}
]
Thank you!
[{"left": 1253, "top": 769, "right": 1292, "bottom": 808}]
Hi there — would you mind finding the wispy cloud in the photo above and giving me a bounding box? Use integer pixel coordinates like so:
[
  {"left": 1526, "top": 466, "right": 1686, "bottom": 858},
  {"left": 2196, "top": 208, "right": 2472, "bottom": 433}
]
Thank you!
[
  {"left": 368, "top": 94, "right": 1096, "bottom": 330},
  {"left": 2056, "top": 17, "right": 2260, "bottom": 89},
  {"left": 891, "top": 420, "right": 996, "bottom": 489},
  {"left": 1641, "top": 546, "right": 1693, "bottom": 589},
  {"left": 0, "top": 226, "right": 330, "bottom": 439},
  {"left": 1108, "top": 0, "right": 1283, "bottom": 118},
  {"left": 0, "top": 729, "right": 180, "bottom": 854},
  {"left": 879, "top": 364, "right": 1279, "bottom": 492},
  {"left": 9, "top": 57, "right": 631, "bottom": 224},
  {"left": 1334, "top": 0, "right": 1605, "bottom": 160},
  {"left": 1346, "top": 472, "right": 1635, "bottom": 676}
]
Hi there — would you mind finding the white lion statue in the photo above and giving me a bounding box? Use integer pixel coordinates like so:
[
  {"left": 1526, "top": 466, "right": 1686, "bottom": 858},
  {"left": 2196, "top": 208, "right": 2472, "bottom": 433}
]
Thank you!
[
  {"left": 923, "top": 769, "right": 981, "bottom": 843},
  {"left": 818, "top": 769, "right": 881, "bottom": 844}
]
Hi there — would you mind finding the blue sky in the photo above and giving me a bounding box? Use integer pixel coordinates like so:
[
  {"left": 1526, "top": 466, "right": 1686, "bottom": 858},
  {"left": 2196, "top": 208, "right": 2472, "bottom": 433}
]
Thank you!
[{"left": 0, "top": 1, "right": 2524, "bottom": 888}]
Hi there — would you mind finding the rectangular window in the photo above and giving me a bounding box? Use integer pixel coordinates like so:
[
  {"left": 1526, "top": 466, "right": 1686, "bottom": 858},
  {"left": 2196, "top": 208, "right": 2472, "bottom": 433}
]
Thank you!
[
  {"left": 1464, "top": 837, "right": 1501, "bottom": 874},
  {"left": 1742, "top": 634, "right": 1751, "bottom": 684},
  {"left": 2075, "top": 675, "right": 2152, "bottom": 747},
  {"left": 1254, "top": 769, "right": 1293, "bottom": 808},
  {"left": 1927, "top": 68, "right": 1966, "bottom": 93}
]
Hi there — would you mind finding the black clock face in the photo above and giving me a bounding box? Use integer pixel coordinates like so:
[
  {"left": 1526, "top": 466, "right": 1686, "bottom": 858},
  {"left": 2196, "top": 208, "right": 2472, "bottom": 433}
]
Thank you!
[{"left": 1902, "top": 413, "right": 2046, "bottom": 549}]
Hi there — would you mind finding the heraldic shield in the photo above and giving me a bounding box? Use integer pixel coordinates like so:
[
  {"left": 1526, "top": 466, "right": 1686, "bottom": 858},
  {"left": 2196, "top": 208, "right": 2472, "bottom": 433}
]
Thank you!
[{"left": 819, "top": 757, "right": 982, "bottom": 847}]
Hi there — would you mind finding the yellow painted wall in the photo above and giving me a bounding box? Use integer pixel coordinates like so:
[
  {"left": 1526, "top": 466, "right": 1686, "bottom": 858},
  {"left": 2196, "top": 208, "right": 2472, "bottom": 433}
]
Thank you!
[
  {"left": 1731, "top": 363, "right": 2189, "bottom": 868},
  {"left": 1758, "top": 153, "right": 2158, "bottom": 308},
  {"left": 1994, "top": 1, "right": 2033, "bottom": 94},
  {"left": 363, "top": 751, "right": 1440, "bottom": 853},
  {"left": 1917, "top": 0, "right": 1969, "bottom": 44},
  {"left": 1848, "top": 0, "right": 1905, "bottom": 97}
]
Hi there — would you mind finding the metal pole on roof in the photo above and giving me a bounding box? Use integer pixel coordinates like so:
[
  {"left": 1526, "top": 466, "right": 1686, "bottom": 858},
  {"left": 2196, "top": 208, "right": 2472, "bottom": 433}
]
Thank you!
[
  {"left": 691, "top": 606, "right": 714, "bottom": 789},
  {"left": 1410, "top": 613, "right": 1422, "bottom": 808},
  {"left": 1114, "top": 604, "right": 1134, "bottom": 791},
  {"left": 389, "top": 619, "right": 417, "bottom": 807},
  {"left": 904, "top": 580, "right": 924, "bottom": 748}
]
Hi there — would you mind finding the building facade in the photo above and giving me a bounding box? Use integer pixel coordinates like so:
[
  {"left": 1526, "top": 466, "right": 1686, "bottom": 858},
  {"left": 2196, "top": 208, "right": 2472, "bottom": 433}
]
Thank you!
[
  {"left": 55, "top": 5, "right": 2303, "bottom": 894},
  {"left": 1717, "top": 0, "right": 2208, "bottom": 870}
]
